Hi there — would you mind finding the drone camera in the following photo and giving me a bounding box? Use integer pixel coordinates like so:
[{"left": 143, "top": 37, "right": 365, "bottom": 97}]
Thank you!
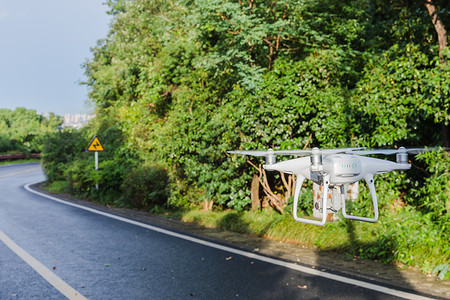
[{"left": 310, "top": 171, "right": 324, "bottom": 185}]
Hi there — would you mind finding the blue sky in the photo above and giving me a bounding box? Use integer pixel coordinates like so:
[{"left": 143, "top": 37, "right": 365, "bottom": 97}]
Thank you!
[{"left": 0, "top": 0, "right": 112, "bottom": 116}]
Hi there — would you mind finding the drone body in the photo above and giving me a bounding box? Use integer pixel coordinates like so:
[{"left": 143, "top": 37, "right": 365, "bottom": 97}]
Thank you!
[{"left": 228, "top": 147, "right": 436, "bottom": 226}]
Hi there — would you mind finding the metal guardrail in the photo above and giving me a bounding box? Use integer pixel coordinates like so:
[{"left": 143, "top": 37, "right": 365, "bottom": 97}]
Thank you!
[{"left": 0, "top": 153, "right": 40, "bottom": 160}]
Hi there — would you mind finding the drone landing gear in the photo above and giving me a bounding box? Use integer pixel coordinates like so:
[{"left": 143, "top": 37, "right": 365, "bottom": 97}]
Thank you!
[
  {"left": 341, "top": 175, "right": 379, "bottom": 223},
  {"left": 292, "top": 175, "right": 329, "bottom": 225},
  {"left": 292, "top": 174, "right": 379, "bottom": 225}
]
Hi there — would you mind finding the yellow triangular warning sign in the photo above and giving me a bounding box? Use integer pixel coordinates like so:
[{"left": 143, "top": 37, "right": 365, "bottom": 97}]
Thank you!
[{"left": 87, "top": 136, "right": 104, "bottom": 152}]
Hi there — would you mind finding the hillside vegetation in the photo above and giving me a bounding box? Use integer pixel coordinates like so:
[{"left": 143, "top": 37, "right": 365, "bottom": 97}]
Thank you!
[{"left": 41, "top": 0, "right": 449, "bottom": 278}]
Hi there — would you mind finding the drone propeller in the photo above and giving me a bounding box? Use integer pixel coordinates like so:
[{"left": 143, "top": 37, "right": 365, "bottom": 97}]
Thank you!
[
  {"left": 228, "top": 147, "right": 365, "bottom": 157},
  {"left": 349, "top": 147, "right": 443, "bottom": 156},
  {"left": 227, "top": 149, "right": 279, "bottom": 164},
  {"left": 227, "top": 149, "right": 277, "bottom": 157},
  {"left": 271, "top": 147, "right": 366, "bottom": 156},
  {"left": 227, "top": 147, "right": 366, "bottom": 165},
  {"left": 349, "top": 146, "right": 447, "bottom": 164}
]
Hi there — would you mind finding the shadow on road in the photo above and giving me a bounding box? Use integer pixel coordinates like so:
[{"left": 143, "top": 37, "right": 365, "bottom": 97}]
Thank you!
[
  {"left": 208, "top": 211, "right": 442, "bottom": 299},
  {"left": 313, "top": 218, "right": 418, "bottom": 298}
]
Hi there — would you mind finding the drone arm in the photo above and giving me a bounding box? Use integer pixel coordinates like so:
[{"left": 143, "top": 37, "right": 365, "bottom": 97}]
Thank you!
[
  {"left": 292, "top": 174, "right": 329, "bottom": 226},
  {"left": 342, "top": 174, "right": 379, "bottom": 223}
]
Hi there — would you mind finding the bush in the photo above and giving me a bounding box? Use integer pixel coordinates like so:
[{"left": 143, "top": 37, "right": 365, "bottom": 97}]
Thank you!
[
  {"left": 0, "top": 136, "right": 23, "bottom": 154},
  {"left": 65, "top": 159, "right": 96, "bottom": 198},
  {"left": 41, "top": 130, "right": 87, "bottom": 182},
  {"left": 408, "top": 151, "right": 450, "bottom": 232},
  {"left": 121, "top": 164, "right": 169, "bottom": 209}
]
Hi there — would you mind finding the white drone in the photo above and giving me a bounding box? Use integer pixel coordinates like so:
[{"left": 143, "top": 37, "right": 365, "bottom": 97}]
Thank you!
[{"left": 228, "top": 147, "right": 441, "bottom": 226}]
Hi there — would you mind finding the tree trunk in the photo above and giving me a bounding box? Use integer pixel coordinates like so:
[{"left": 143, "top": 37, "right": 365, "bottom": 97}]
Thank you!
[
  {"left": 424, "top": 1, "right": 449, "bottom": 147},
  {"left": 251, "top": 173, "right": 261, "bottom": 211},
  {"left": 203, "top": 200, "right": 213, "bottom": 210},
  {"left": 425, "top": 1, "right": 447, "bottom": 63}
]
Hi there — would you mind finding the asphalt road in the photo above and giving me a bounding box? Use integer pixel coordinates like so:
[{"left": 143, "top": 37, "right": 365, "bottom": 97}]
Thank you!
[{"left": 0, "top": 163, "right": 435, "bottom": 299}]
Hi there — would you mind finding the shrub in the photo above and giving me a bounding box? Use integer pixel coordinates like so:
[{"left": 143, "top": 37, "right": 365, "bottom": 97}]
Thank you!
[
  {"left": 408, "top": 151, "right": 450, "bottom": 232},
  {"left": 41, "top": 130, "right": 87, "bottom": 182},
  {"left": 121, "top": 164, "right": 169, "bottom": 209}
]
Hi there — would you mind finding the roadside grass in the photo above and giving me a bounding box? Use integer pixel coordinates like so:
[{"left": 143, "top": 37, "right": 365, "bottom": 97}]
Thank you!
[
  {"left": 177, "top": 208, "right": 450, "bottom": 279},
  {"left": 0, "top": 158, "right": 40, "bottom": 166},
  {"left": 46, "top": 180, "right": 71, "bottom": 194}
]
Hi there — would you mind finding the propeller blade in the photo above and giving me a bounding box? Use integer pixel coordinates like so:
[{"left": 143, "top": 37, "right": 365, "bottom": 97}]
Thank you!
[
  {"left": 403, "top": 147, "right": 443, "bottom": 154},
  {"left": 272, "top": 150, "right": 312, "bottom": 156},
  {"left": 322, "top": 147, "right": 366, "bottom": 154},
  {"left": 350, "top": 147, "right": 444, "bottom": 156},
  {"left": 275, "top": 147, "right": 366, "bottom": 155},
  {"left": 227, "top": 149, "right": 278, "bottom": 164},
  {"left": 227, "top": 150, "right": 269, "bottom": 157},
  {"left": 350, "top": 149, "right": 399, "bottom": 155},
  {"left": 228, "top": 147, "right": 367, "bottom": 157}
]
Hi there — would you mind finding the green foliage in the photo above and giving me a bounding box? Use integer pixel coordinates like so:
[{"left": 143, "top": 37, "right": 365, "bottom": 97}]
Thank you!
[
  {"left": 433, "top": 264, "right": 450, "bottom": 280},
  {"left": 41, "top": 130, "right": 87, "bottom": 182},
  {"left": 104, "top": 0, "right": 129, "bottom": 15},
  {"left": 78, "top": 0, "right": 450, "bottom": 212},
  {"left": 65, "top": 158, "right": 95, "bottom": 198},
  {"left": 381, "top": 207, "right": 450, "bottom": 269},
  {"left": 235, "top": 53, "right": 354, "bottom": 149},
  {"left": 352, "top": 44, "right": 448, "bottom": 146},
  {"left": 408, "top": 151, "right": 450, "bottom": 232},
  {"left": 0, "top": 108, "right": 62, "bottom": 154},
  {"left": 121, "top": 163, "right": 169, "bottom": 209},
  {"left": 46, "top": 180, "right": 71, "bottom": 194},
  {"left": 0, "top": 136, "right": 23, "bottom": 154},
  {"left": 40, "top": 113, "right": 171, "bottom": 211}
]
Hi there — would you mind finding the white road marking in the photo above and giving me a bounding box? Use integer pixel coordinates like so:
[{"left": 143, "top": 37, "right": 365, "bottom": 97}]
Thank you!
[
  {"left": 25, "top": 183, "right": 435, "bottom": 300},
  {"left": 0, "top": 230, "right": 87, "bottom": 300}
]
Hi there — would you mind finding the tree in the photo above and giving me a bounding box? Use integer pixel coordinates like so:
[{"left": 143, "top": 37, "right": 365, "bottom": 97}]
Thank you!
[
  {"left": 424, "top": 0, "right": 449, "bottom": 146},
  {"left": 0, "top": 108, "right": 62, "bottom": 154},
  {"left": 424, "top": 0, "right": 448, "bottom": 63}
]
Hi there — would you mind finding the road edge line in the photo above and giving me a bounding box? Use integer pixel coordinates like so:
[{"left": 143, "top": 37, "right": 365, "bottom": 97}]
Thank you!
[{"left": 0, "top": 229, "right": 87, "bottom": 300}]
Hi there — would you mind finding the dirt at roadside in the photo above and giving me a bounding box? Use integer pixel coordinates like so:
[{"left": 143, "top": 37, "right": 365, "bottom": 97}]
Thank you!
[{"left": 32, "top": 183, "right": 450, "bottom": 299}]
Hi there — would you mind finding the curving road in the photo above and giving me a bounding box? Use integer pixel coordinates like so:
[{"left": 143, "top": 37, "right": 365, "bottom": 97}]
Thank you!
[{"left": 0, "top": 163, "right": 435, "bottom": 299}]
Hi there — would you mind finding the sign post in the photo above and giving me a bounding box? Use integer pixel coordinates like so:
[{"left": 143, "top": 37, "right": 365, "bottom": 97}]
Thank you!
[{"left": 87, "top": 136, "right": 105, "bottom": 190}]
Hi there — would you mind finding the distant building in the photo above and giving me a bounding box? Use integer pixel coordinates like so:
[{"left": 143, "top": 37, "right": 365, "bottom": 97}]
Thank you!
[
  {"left": 38, "top": 112, "right": 94, "bottom": 129},
  {"left": 62, "top": 113, "right": 94, "bottom": 129}
]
